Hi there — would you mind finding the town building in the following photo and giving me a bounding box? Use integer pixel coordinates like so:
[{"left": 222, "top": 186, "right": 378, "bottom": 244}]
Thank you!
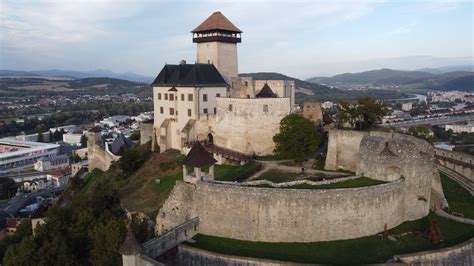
[
  {"left": 151, "top": 11, "right": 295, "bottom": 156},
  {"left": 99, "top": 115, "right": 130, "bottom": 128},
  {"left": 7, "top": 131, "right": 51, "bottom": 142},
  {"left": 0, "top": 139, "right": 60, "bottom": 173},
  {"left": 402, "top": 102, "right": 413, "bottom": 111},
  {"left": 445, "top": 123, "right": 474, "bottom": 133},
  {"left": 33, "top": 154, "right": 70, "bottom": 172},
  {"left": 321, "top": 101, "right": 335, "bottom": 109},
  {"left": 62, "top": 133, "right": 83, "bottom": 146}
]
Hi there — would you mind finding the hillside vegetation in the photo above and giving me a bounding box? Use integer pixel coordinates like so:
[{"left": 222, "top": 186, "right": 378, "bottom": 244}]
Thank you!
[
  {"left": 0, "top": 77, "right": 151, "bottom": 98},
  {"left": 307, "top": 69, "right": 474, "bottom": 91}
]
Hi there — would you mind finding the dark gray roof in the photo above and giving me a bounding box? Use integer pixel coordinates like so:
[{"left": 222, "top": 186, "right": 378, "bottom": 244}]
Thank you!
[
  {"left": 152, "top": 64, "right": 228, "bottom": 87},
  {"left": 256, "top": 83, "right": 277, "bottom": 98},
  {"left": 109, "top": 134, "right": 134, "bottom": 156},
  {"left": 183, "top": 142, "right": 217, "bottom": 168},
  {"left": 120, "top": 227, "right": 143, "bottom": 255}
]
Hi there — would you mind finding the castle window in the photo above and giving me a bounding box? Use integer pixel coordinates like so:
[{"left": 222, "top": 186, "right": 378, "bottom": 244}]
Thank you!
[
  {"left": 169, "top": 108, "right": 175, "bottom": 115},
  {"left": 188, "top": 109, "right": 192, "bottom": 117},
  {"left": 216, "top": 93, "right": 220, "bottom": 98},
  {"left": 263, "top": 104, "right": 268, "bottom": 113},
  {"left": 164, "top": 93, "right": 168, "bottom": 100},
  {"left": 203, "top": 94, "right": 208, "bottom": 102},
  {"left": 245, "top": 81, "right": 248, "bottom": 86},
  {"left": 169, "top": 94, "right": 174, "bottom": 101},
  {"left": 160, "top": 107, "right": 163, "bottom": 114},
  {"left": 158, "top": 93, "right": 162, "bottom": 100},
  {"left": 181, "top": 94, "right": 185, "bottom": 101},
  {"left": 203, "top": 108, "right": 208, "bottom": 114},
  {"left": 229, "top": 104, "right": 233, "bottom": 111},
  {"left": 214, "top": 107, "right": 216, "bottom": 114},
  {"left": 188, "top": 94, "right": 193, "bottom": 101}
]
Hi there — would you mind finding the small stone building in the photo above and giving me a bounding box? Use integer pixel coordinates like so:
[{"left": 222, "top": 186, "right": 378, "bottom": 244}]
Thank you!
[{"left": 182, "top": 142, "right": 217, "bottom": 184}]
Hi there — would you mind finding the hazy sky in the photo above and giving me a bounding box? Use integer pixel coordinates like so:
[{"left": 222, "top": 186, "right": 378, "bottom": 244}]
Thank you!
[{"left": 1, "top": 0, "right": 473, "bottom": 78}]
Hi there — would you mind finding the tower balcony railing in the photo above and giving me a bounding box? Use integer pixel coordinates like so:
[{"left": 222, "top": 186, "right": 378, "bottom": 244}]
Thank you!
[{"left": 193, "top": 35, "right": 241, "bottom": 43}]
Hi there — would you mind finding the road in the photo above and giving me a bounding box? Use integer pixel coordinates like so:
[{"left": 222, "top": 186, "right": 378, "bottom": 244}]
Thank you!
[
  {"left": 383, "top": 114, "right": 474, "bottom": 128},
  {"left": 3, "top": 186, "right": 64, "bottom": 216}
]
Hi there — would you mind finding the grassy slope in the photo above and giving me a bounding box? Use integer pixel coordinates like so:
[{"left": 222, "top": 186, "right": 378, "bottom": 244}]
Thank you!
[
  {"left": 120, "top": 158, "right": 259, "bottom": 217},
  {"left": 440, "top": 173, "right": 474, "bottom": 219},
  {"left": 119, "top": 152, "right": 183, "bottom": 218}
]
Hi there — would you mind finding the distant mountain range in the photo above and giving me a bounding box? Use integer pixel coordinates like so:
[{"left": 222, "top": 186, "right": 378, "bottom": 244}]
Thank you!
[
  {"left": 0, "top": 69, "right": 154, "bottom": 83},
  {"left": 307, "top": 66, "right": 474, "bottom": 91}
]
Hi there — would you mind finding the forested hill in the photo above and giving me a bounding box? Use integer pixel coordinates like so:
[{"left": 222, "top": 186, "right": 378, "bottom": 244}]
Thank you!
[
  {"left": 239, "top": 72, "right": 407, "bottom": 102},
  {"left": 307, "top": 69, "right": 474, "bottom": 91},
  {"left": 0, "top": 77, "right": 151, "bottom": 98}
]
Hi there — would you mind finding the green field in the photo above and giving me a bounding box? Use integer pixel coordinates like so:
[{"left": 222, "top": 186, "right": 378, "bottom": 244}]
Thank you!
[
  {"left": 186, "top": 213, "right": 474, "bottom": 264},
  {"left": 251, "top": 176, "right": 386, "bottom": 189},
  {"left": 254, "top": 169, "right": 302, "bottom": 183},
  {"left": 440, "top": 173, "right": 474, "bottom": 219}
]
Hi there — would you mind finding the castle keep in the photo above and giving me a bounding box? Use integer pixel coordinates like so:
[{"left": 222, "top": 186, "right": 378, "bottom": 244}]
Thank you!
[{"left": 152, "top": 12, "right": 295, "bottom": 156}]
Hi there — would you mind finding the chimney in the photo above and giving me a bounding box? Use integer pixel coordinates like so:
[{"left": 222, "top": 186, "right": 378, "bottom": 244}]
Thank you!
[{"left": 180, "top": 60, "right": 186, "bottom": 65}]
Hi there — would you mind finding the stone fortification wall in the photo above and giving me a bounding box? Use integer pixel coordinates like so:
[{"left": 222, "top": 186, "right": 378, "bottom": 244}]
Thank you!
[
  {"left": 395, "top": 237, "right": 474, "bottom": 265},
  {"left": 325, "top": 129, "right": 369, "bottom": 171},
  {"left": 435, "top": 148, "right": 474, "bottom": 183},
  {"left": 357, "top": 135, "right": 433, "bottom": 219},
  {"left": 326, "top": 129, "right": 445, "bottom": 212},
  {"left": 140, "top": 122, "right": 155, "bottom": 146},
  {"left": 174, "top": 245, "right": 301, "bottom": 266},
  {"left": 214, "top": 97, "right": 291, "bottom": 155},
  {"left": 157, "top": 179, "right": 412, "bottom": 242},
  {"left": 87, "top": 132, "right": 119, "bottom": 172}
]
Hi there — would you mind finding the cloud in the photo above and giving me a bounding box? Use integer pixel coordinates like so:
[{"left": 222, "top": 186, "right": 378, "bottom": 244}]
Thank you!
[
  {"left": 1, "top": 0, "right": 145, "bottom": 55},
  {"left": 388, "top": 21, "right": 419, "bottom": 35},
  {"left": 425, "top": 0, "right": 464, "bottom": 12}
]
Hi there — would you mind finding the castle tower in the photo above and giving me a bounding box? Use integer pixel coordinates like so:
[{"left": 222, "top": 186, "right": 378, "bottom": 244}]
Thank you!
[{"left": 192, "top": 11, "right": 242, "bottom": 82}]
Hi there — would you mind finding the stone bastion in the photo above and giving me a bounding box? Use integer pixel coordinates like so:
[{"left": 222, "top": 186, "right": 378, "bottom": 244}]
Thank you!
[{"left": 154, "top": 129, "right": 445, "bottom": 243}]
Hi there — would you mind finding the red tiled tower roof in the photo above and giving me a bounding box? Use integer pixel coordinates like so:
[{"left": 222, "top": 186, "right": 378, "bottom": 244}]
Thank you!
[{"left": 192, "top": 11, "right": 242, "bottom": 33}]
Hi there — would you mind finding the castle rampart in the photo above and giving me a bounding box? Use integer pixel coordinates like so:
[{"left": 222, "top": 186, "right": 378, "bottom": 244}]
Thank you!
[{"left": 156, "top": 178, "right": 419, "bottom": 242}]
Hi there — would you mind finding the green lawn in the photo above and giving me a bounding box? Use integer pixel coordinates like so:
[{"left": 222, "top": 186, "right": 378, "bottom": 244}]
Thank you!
[
  {"left": 440, "top": 173, "right": 474, "bottom": 219},
  {"left": 251, "top": 176, "right": 386, "bottom": 189},
  {"left": 254, "top": 155, "right": 281, "bottom": 161},
  {"left": 254, "top": 169, "right": 302, "bottom": 183},
  {"left": 185, "top": 213, "right": 474, "bottom": 264},
  {"left": 213, "top": 162, "right": 259, "bottom": 182}
]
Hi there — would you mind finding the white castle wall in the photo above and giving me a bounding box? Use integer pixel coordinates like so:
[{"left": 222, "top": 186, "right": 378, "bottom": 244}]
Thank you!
[{"left": 214, "top": 97, "right": 291, "bottom": 155}]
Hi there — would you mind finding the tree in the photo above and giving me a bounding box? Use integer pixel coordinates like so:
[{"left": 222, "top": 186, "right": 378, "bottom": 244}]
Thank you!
[
  {"left": 408, "top": 125, "right": 434, "bottom": 143},
  {"left": 53, "top": 130, "right": 62, "bottom": 142},
  {"left": 129, "top": 130, "right": 140, "bottom": 141},
  {"left": 90, "top": 217, "right": 126, "bottom": 266},
  {"left": 37, "top": 132, "right": 44, "bottom": 142},
  {"left": 336, "top": 97, "right": 388, "bottom": 130},
  {"left": 70, "top": 153, "right": 82, "bottom": 163},
  {"left": 130, "top": 214, "right": 154, "bottom": 243},
  {"left": 80, "top": 134, "right": 88, "bottom": 148},
  {"left": 0, "top": 178, "right": 18, "bottom": 199},
  {"left": 273, "top": 114, "right": 322, "bottom": 160}
]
